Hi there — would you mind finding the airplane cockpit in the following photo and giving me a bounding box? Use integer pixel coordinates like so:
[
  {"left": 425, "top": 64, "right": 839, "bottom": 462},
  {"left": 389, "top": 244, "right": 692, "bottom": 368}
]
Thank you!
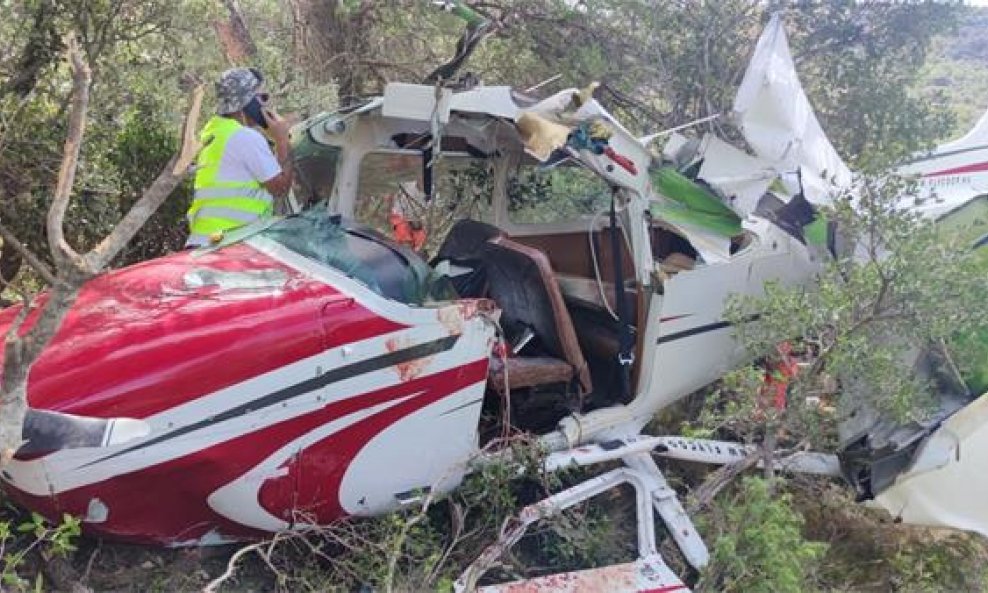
[{"left": 286, "top": 83, "right": 818, "bottom": 436}]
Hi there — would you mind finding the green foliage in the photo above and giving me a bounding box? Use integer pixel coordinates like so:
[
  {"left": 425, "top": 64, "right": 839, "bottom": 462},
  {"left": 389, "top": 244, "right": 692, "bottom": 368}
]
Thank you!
[
  {"left": 783, "top": 1, "right": 959, "bottom": 169},
  {"left": 0, "top": 0, "right": 965, "bottom": 289},
  {"left": 527, "top": 497, "right": 632, "bottom": 573},
  {"left": 0, "top": 510, "right": 80, "bottom": 592},
  {"left": 727, "top": 175, "right": 988, "bottom": 433},
  {"left": 697, "top": 477, "right": 827, "bottom": 593},
  {"left": 106, "top": 100, "right": 192, "bottom": 264},
  {"left": 507, "top": 164, "right": 612, "bottom": 224},
  {"left": 886, "top": 533, "right": 988, "bottom": 593},
  {"left": 919, "top": 8, "right": 988, "bottom": 140},
  {"left": 0, "top": 0, "right": 214, "bottom": 283}
]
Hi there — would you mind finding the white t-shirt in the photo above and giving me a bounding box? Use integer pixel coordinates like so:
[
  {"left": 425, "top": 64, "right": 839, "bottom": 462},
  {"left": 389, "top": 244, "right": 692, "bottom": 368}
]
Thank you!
[{"left": 216, "top": 127, "right": 281, "bottom": 184}]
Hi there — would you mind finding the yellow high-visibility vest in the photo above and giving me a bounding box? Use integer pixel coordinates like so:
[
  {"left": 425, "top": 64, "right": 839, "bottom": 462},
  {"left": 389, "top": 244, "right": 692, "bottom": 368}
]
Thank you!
[{"left": 187, "top": 116, "right": 273, "bottom": 247}]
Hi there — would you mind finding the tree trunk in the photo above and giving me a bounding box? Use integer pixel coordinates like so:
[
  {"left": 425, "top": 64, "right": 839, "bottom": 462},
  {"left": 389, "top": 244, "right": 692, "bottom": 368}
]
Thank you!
[
  {"left": 213, "top": 0, "right": 258, "bottom": 65},
  {"left": 0, "top": 281, "right": 80, "bottom": 457},
  {"left": 287, "top": 0, "right": 373, "bottom": 99}
]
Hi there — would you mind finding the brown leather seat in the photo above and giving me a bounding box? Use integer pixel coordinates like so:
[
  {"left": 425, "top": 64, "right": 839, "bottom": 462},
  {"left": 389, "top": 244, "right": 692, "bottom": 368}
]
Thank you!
[{"left": 481, "top": 236, "right": 592, "bottom": 395}]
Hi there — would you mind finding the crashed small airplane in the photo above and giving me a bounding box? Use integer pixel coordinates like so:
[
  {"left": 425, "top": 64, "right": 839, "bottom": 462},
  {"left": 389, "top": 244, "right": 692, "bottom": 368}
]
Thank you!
[{"left": 0, "top": 11, "right": 985, "bottom": 592}]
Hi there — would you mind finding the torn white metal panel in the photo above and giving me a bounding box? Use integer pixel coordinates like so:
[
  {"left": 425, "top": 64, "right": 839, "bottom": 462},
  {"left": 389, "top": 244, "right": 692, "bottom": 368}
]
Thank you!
[
  {"left": 799, "top": 165, "right": 843, "bottom": 207},
  {"left": 520, "top": 89, "right": 653, "bottom": 195},
  {"left": 449, "top": 85, "right": 520, "bottom": 120},
  {"left": 382, "top": 83, "right": 453, "bottom": 123},
  {"left": 874, "top": 394, "right": 988, "bottom": 536},
  {"left": 664, "top": 221, "right": 732, "bottom": 264},
  {"left": 382, "top": 83, "right": 522, "bottom": 124},
  {"left": 697, "top": 134, "right": 778, "bottom": 217},
  {"left": 734, "top": 13, "right": 852, "bottom": 193},
  {"left": 575, "top": 97, "right": 653, "bottom": 194},
  {"left": 525, "top": 87, "right": 580, "bottom": 118}
]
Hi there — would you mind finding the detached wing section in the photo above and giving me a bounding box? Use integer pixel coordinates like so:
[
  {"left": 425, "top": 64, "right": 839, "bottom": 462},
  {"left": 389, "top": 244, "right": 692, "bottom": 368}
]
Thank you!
[{"left": 869, "top": 393, "right": 988, "bottom": 536}]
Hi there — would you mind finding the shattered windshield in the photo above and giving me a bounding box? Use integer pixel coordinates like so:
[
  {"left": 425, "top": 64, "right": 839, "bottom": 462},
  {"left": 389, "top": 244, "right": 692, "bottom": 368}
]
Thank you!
[
  {"left": 260, "top": 209, "right": 453, "bottom": 305},
  {"left": 355, "top": 151, "right": 495, "bottom": 257}
]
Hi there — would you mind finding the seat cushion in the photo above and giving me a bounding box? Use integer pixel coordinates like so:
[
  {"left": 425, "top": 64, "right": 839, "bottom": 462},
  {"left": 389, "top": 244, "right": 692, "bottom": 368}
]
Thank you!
[{"left": 488, "top": 356, "right": 575, "bottom": 393}]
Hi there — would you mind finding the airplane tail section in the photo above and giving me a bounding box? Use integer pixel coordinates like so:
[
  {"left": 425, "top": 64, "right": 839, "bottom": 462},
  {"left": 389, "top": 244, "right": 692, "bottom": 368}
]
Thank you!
[
  {"left": 935, "top": 106, "right": 988, "bottom": 154},
  {"left": 898, "top": 104, "right": 988, "bottom": 219}
]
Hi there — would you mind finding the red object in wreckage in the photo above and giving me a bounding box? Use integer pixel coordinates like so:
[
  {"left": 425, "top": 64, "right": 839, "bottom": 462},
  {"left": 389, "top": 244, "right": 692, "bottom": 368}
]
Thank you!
[
  {"left": 389, "top": 212, "right": 427, "bottom": 251},
  {"left": 762, "top": 342, "right": 799, "bottom": 410},
  {"left": 0, "top": 217, "right": 495, "bottom": 546},
  {"left": 603, "top": 146, "right": 638, "bottom": 175}
]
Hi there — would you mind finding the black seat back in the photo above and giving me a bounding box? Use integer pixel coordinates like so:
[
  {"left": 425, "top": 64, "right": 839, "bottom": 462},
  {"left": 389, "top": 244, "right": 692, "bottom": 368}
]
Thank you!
[
  {"left": 481, "top": 237, "right": 592, "bottom": 394},
  {"left": 435, "top": 219, "right": 503, "bottom": 263}
]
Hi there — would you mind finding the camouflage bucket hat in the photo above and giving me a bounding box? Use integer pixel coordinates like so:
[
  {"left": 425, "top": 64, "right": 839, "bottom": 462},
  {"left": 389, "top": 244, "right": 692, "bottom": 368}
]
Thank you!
[{"left": 215, "top": 67, "right": 262, "bottom": 115}]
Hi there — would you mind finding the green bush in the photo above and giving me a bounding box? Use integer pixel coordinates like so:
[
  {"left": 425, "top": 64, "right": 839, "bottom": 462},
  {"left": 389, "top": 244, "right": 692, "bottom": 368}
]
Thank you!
[
  {"left": 886, "top": 532, "right": 988, "bottom": 593},
  {"left": 697, "top": 477, "right": 827, "bottom": 593},
  {"left": 0, "top": 510, "right": 81, "bottom": 592}
]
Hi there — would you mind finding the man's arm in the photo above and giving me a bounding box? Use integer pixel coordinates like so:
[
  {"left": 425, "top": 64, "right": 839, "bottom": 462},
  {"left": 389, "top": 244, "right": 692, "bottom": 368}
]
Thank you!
[{"left": 262, "top": 110, "right": 294, "bottom": 198}]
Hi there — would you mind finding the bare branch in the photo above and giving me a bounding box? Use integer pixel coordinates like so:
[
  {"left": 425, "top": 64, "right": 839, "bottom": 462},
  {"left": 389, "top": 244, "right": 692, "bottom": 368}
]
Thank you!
[
  {"left": 46, "top": 35, "right": 90, "bottom": 268},
  {"left": 0, "top": 222, "right": 57, "bottom": 287},
  {"left": 686, "top": 448, "right": 762, "bottom": 515},
  {"left": 3, "top": 285, "right": 35, "bottom": 343},
  {"left": 85, "top": 84, "right": 203, "bottom": 270},
  {"left": 203, "top": 540, "right": 268, "bottom": 593},
  {"left": 173, "top": 84, "right": 205, "bottom": 175}
]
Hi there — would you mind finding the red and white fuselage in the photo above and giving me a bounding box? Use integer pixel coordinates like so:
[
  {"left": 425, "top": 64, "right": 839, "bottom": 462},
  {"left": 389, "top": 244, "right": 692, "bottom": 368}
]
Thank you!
[{"left": 0, "top": 236, "right": 496, "bottom": 546}]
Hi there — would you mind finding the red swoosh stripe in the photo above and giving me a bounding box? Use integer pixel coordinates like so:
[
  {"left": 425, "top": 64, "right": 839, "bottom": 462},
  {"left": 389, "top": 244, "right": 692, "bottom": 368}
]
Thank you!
[{"left": 924, "top": 160, "right": 988, "bottom": 178}]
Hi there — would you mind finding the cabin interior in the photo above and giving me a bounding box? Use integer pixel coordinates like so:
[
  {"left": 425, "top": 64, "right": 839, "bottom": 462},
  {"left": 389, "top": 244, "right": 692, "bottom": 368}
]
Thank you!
[{"left": 293, "top": 117, "right": 710, "bottom": 434}]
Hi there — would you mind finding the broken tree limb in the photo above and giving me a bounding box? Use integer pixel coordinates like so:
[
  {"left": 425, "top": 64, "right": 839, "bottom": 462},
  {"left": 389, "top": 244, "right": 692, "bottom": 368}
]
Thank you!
[
  {"left": 85, "top": 84, "right": 203, "bottom": 270},
  {"left": 203, "top": 540, "right": 268, "bottom": 593},
  {"left": 173, "top": 85, "right": 204, "bottom": 175},
  {"left": 46, "top": 35, "right": 89, "bottom": 271},
  {"left": 0, "top": 222, "right": 57, "bottom": 287},
  {"left": 686, "top": 448, "right": 762, "bottom": 515},
  {"left": 0, "top": 282, "right": 81, "bottom": 459},
  {"left": 0, "top": 40, "right": 202, "bottom": 462}
]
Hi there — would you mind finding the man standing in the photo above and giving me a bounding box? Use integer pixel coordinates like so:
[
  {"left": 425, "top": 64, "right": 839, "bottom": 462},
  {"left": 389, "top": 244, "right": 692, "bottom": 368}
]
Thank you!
[{"left": 186, "top": 67, "right": 293, "bottom": 247}]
